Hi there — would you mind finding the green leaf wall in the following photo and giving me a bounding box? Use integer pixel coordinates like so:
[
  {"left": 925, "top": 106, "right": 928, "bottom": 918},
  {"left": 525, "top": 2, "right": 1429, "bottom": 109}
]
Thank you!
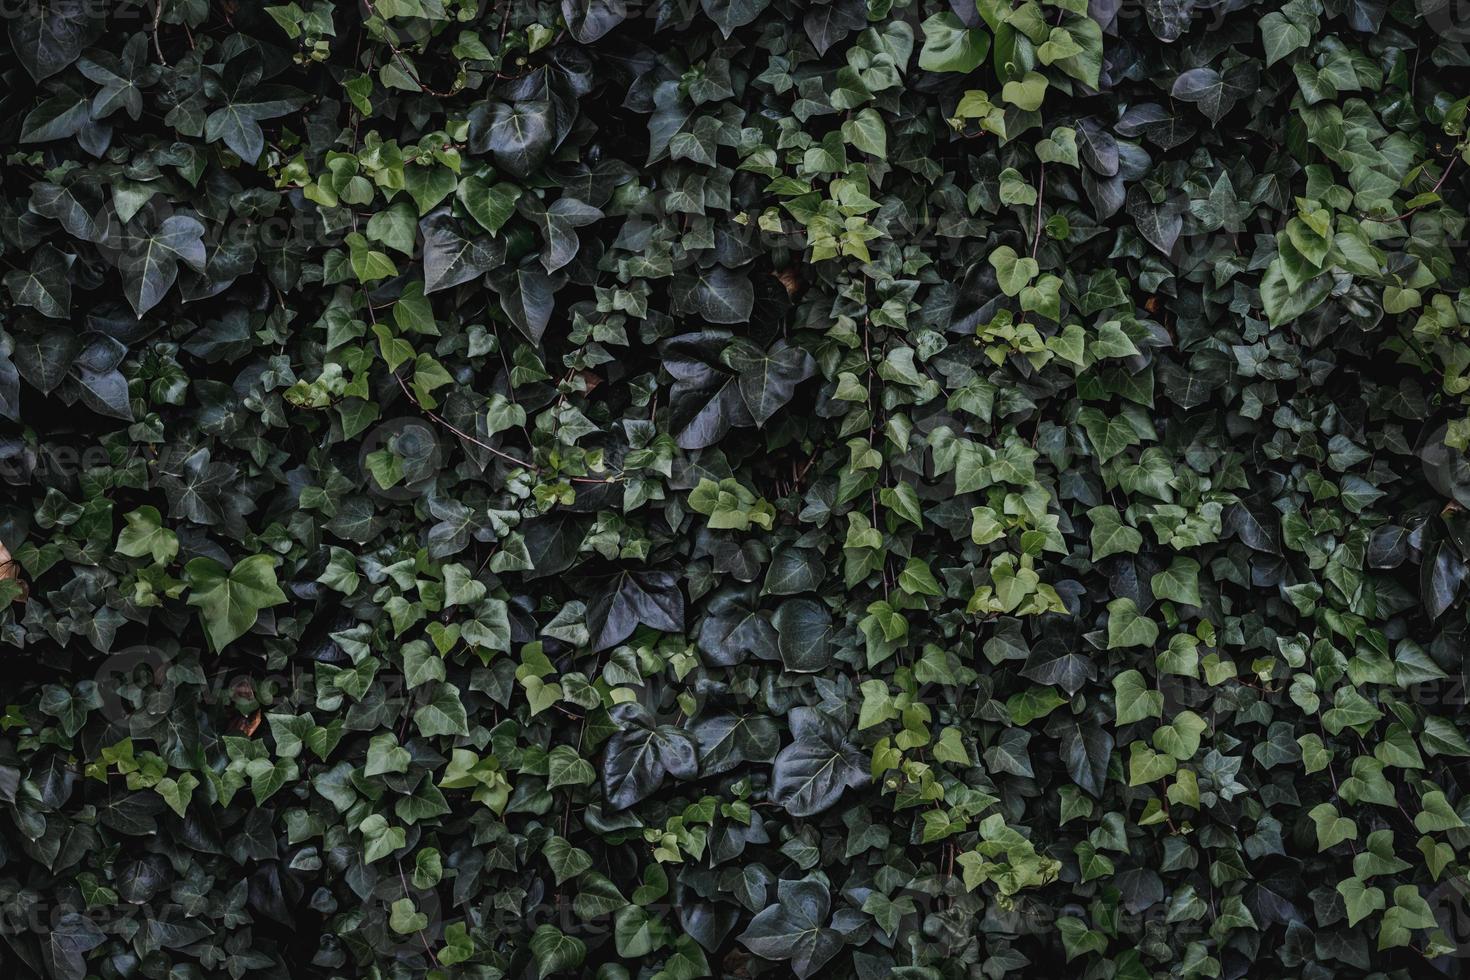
[{"left": 3, "top": 0, "right": 1470, "bottom": 977}]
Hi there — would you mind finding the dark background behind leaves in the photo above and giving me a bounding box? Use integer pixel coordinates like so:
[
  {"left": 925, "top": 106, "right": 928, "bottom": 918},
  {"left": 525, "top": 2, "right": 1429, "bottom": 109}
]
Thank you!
[{"left": 3, "top": 0, "right": 1470, "bottom": 978}]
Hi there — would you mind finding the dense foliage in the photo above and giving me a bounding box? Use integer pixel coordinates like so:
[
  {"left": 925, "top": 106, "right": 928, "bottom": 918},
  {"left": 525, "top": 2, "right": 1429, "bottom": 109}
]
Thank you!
[{"left": 4, "top": 0, "right": 1470, "bottom": 977}]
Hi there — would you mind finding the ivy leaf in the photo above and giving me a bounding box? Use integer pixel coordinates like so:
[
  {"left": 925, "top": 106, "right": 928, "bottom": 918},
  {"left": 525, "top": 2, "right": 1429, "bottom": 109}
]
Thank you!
[
  {"left": 203, "top": 86, "right": 308, "bottom": 162},
  {"left": 1259, "top": 10, "right": 1311, "bottom": 66},
  {"left": 601, "top": 703, "right": 699, "bottom": 809},
  {"left": 1152, "top": 710, "right": 1206, "bottom": 759},
  {"left": 421, "top": 209, "right": 504, "bottom": 294},
  {"left": 723, "top": 338, "right": 816, "bottom": 426},
  {"left": 661, "top": 332, "right": 753, "bottom": 449},
  {"left": 1309, "top": 803, "right": 1358, "bottom": 851},
  {"left": 1128, "top": 187, "right": 1184, "bottom": 254},
  {"left": 1078, "top": 407, "right": 1142, "bottom": 462},
  {"left": 13, "top": 328, "right": 83, "bottom": 394},
  {"left": 1337, "top": 877, "right": 1386, "bottom": 928},
  {"left": 1113, "top": 670, "right": 1163, "bottom": 725},
  {"left": 1001, "top": 72, "right": 1049, "bottom": 112},
  {"left": 1150, "top": 557, "right": 1202, "bottom": 606},
  {"left": 5, "top": 244, "right": 73, "bottom": 318},
  {"left": 530, "top": 925, "right": 586, "bottom": 978},
  {"left": 697, "top": 586, "right": 780, "bottom": 666},
  {"left": 671, "top": 266, "right": 754, "bottom": 324},
  {"left": 1106, "top": 598, "right": 1159, "bottom": 649},
  {"left": 1022, "top": 639, "right": 1097, "bottom": 696},
  {"left": 116, "top": 214, "right": 208, "bottom": 317},
  {"left": 770, "top": 707, "right": 869, "bottom": 816},
  {"left": 1414, "top": 790, "right": 1466, "bottom": 833},
  {"left": 413, "top": 682, "right": 469, "bottom": 737},
  {"left": 918, "top": 13, "right": 989, "bottom": 73},
  {"left": 468, "top": 100, "right": 556, "bottom": 179},
  {"left": 562, "top": 0, "right": 628, "bottom": 41},
  {"left": 807, "top": 0, "right": 868, "bottom": 56},
  {"left": 491, "top": 260, "right": 558, "bottom": 344},
  {"left": 1170, "top": 65, "right": 1258, "bottom": 125},
  {"left": 42, "top": 912, "right": 106, "bottom": 980},
  {"left": 701, "top": 0, "right": 773, "bottom": 37},
  {"left": 772, "top": 598, "right": 834, "bottom": 672},
  {"left": 1047, "top": 716, "right": 1113, "bottom": 797},
  {"left": 547, "top": 745, "right": 596, "bottom": 789},
  {"left": 738, "top": 878, "right": 844, "bottom": 978},
  {"left": 990, "top": 245, "right": 1039, "bottom": 296},
  {"left": 457, "top": 176, "right": 522, "bottom": 235},
  {"left": 116, "top": 506, "right": 178, "bottom": 565},
  {"left": 586, "top": 570, "right": 685, "bottom": 652},
  {"left": 1089, "top": 506, "right": 1142, "bottom": 559},
  {"left": 519, "top": 195, "right": 603, "bottom": 273},
  {"left": 20, "top": 95, "right": 92, "bottom": 145},
  {"left": 183, "top": 555, "right": 287, "bottom": 652},
  {"left": 9, "top": 1, "right": 95, "bottom": 80}
]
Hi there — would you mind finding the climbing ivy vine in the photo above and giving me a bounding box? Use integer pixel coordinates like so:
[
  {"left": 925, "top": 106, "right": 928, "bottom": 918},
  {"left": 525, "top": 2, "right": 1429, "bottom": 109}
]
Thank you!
[{"left": 3, "top": 0, "right": 1470, "bottom": 977}]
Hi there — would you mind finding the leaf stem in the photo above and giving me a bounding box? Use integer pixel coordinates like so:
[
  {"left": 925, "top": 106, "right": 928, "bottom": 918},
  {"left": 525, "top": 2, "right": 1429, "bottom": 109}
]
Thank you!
[{"left": 1031, "top": 164, "right": 1046, "bottom": 260}]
